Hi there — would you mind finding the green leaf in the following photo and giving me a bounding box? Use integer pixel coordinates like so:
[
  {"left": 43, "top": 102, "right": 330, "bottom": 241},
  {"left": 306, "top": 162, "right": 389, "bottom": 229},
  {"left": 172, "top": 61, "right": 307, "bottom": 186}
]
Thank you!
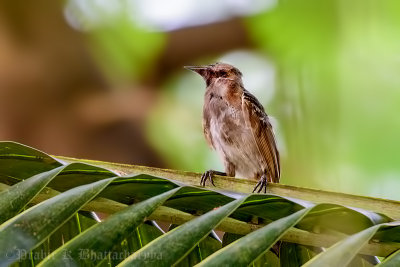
[
  {"left": 198, "top": 208, "right": 311, "bottom": 266},
  {"left": 253, "top": 251, "right": 280, "bottom": 267},
  {"left": 60, "top": 153, "right": 400, "bottom": 222},
  {"left": 0, "top": 143, "right": 117, "bottom": 193},
  {"left": 77, "top": 211, "right": 100, "bottom": 232},
  {"left": 348, "top": 255, "right": 377, "bottom": 267},
  {"left": 230, "top": 194, "right": 311, "bottom": 223},
  {"left": 297, "top": 204, "right": 388, "bottom": 235},
  {"left": 378, "top": 249, "right": 400, "bottom": 266},
  {"left": 48, "top": 163, "right": 117, "bottom": 193},
  {"left": 0, "top": 142, "right": 62, "bottom": 184},
  {"left": 167, "top": 224, "right": 201, "bottom": 267},
  {"left": 2, "top": 141, "right": 400, "bottom": 265},
  {"left": 107, "top": 222, "right": 165, "bottom": 266},
  {"left": 222, "top": 233, "right": 280, "bottom": 267},
  {"left": 0, "top": 166, "right": 65, "bottom": 224},
  {"left": 303, "top": 225, "right": 382, "bottom": 267},
  {"left": 101, "top": 175, "right": 179, "bottom": 205},
  {"left": 136, "top": 221, "right": 165, "bottom": 247},
  {"left": 280, "top": 242, "right": 319, "bottom": 266},
  {"left": 38, "top": 187, "right": 180, "bottom": 266},
  {"left": 103, "top": 223, "right": 145, "bottom": 266},
  {"left": 174, "top": 235, "right": 222, "bottom": 267},
  {"left": 30, "top": 212, "right": 98, "bottom": 265},
  {"left": 118, "top": 197, "right": 246, "bottom": 267},
  {"left": 222, "top": 232, "right": 243, "bottom": 247},
  {"left": 0, "top": 178, "right": 114, "bottom": 266},
  {"left": 172, "top": 225, "right": 222, "bottom": 267},
  {"left": 197, "top": 235, "right": 222, "bottom": 263}
]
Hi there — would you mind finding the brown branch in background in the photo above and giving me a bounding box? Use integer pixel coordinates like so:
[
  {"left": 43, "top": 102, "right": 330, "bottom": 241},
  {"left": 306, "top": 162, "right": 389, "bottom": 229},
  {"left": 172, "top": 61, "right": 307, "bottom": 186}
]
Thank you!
[
  {"left": 150, "top": 18, "right": 253, "bottom": 85},
  {"left": 0, "top": 0, "right": 251, "bottom": 169}
]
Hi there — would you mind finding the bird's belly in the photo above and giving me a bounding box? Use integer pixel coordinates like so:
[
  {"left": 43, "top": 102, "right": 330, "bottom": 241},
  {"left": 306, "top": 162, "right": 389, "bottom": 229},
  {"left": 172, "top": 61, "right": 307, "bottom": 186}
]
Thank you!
[
  {"left": 223, "top": 139, "right": 263, "bottom": 180},
  {"left": 210, "top": 117, "right": 263, "bottom": 180}
]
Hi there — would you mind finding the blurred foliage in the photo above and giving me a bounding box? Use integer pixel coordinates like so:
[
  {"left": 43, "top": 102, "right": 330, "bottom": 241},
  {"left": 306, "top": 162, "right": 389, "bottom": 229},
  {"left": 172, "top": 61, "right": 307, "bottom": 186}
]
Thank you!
[
  {"left": 146, "top": 0, "right": 400, "bottom": 200},
  {"left": 146, "top": 72, "right": 222, "bottom": 172},
  {"left": 246, "top": 0, "right": 340, "bottom": 190},
  {"left": 244, "top": 0, "right": 400, "bottom": 198},
  {"left": 65, "top": 0, "right": 165, "bottom": 83},
  {"left": 89, "top": 17, "right": 165, "bottom": 83},
  {"left": 8, "top": 0, "right": 397, "bottom": 200}
]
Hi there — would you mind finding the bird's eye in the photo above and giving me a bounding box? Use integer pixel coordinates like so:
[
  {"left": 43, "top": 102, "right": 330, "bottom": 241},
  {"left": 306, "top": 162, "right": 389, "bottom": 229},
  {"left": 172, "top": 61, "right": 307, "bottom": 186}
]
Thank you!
[{"left": 220, "top": 71, "right": 228, "bottom": 77}]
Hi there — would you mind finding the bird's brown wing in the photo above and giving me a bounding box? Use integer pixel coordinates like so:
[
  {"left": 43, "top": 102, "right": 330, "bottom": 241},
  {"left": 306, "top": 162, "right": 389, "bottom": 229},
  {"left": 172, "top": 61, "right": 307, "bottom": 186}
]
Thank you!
[{"left": 242, "top": 90, "right": 280, "bottom": 182}]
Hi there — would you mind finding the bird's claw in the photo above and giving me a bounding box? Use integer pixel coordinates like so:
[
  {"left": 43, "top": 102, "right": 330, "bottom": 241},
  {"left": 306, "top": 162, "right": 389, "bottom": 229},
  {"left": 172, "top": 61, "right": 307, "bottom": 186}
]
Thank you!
[
  {"left": 200, "top": 170, "right": 216, "bottom": 187},
  {"left": 200, "top": 170, "right": 227, "bottom": 187},
  {"left": 252, "top": 174, "right": 268, "bottom": 193}
]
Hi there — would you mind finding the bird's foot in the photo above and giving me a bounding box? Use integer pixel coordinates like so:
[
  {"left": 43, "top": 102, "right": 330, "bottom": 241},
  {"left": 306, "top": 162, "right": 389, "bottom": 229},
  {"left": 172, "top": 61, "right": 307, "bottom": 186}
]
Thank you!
[
  {"left": 252, "top": 173, "right": 269, "bottom": 193},
  {"left": 200, "top": 170, "right": 226, "bottom": 187}
]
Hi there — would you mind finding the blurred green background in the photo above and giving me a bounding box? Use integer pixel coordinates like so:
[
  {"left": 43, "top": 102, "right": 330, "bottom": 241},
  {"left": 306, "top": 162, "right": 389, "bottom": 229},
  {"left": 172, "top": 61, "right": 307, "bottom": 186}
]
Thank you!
[{"left": 1, "top": 0, "right": 399, "bottom": 199}]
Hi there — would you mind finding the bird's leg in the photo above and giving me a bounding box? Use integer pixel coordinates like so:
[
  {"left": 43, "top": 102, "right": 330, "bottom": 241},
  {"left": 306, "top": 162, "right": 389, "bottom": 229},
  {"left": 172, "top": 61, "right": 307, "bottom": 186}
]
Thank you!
[
  {"left": 200, "top": 170, "right": 226, "bottom": 187},
  {"left": 252, "top": 173, "right": 269, "bottom": 193}
]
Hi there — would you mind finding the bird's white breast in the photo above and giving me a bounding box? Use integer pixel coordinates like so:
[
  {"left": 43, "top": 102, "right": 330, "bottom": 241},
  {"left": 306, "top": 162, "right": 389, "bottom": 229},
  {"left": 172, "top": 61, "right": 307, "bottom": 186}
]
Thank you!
[{"left": 209, "top": 104, "right": 264, "bottom": 180}]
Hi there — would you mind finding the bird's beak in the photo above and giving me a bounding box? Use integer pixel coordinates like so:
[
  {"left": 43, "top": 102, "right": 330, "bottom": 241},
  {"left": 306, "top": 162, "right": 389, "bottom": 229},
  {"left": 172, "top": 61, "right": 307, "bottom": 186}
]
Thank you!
[{"left": 184, "top": 65, "right": 210, "bottom": 77}]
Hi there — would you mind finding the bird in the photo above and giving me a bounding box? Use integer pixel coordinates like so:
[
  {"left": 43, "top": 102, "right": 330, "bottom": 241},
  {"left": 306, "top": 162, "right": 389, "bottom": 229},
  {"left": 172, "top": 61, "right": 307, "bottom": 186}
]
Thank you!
[{"left": 185, "top": 62, "right": 280, "bottom": 193}]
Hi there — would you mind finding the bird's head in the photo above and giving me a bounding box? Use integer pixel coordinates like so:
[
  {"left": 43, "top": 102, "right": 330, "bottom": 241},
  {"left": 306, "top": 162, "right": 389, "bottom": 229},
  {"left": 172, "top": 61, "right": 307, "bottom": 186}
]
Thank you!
[{"left": 184, "top": 62, "right": 242, "bottom": 87}]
